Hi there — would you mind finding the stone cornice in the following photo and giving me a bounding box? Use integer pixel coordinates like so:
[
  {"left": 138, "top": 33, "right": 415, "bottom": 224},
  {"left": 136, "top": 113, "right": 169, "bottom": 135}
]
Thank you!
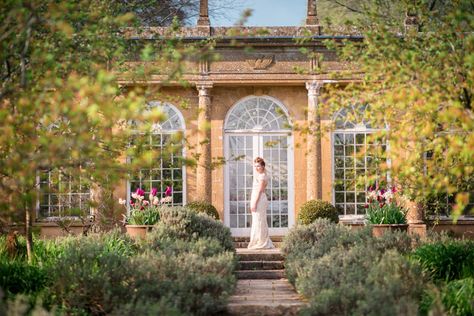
[{"left": 121, "top": 26, "right": 363, "bottom": 41}]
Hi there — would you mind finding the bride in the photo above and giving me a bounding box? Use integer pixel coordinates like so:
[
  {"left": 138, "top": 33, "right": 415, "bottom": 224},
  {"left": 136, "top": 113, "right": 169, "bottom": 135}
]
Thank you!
[{"left": 247, "top": 157, "right": 274, "bottom": 250}]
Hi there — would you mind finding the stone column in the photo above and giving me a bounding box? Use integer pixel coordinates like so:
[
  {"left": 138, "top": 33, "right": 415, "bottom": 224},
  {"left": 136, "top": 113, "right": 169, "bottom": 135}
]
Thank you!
[
  {"left": 306, "top": 81, "right": 323, "bottom": 200},
  {"left": 197, "top": 0, "right": 210, "bottom": 26},
  {"left": 196, "top": 83, "right": 213, "bottom": 202}
]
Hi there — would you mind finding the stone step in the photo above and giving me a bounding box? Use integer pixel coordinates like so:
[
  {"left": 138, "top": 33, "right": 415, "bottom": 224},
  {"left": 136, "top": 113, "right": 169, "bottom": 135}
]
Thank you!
[
  {"left": 234, "top": 241, "right": 283, "bottom": 248},
  {"left": 236, "top": 248, "right": 284, "bottom": 262},
  {"left": 226, "top": 302, "right": 304, "bottom": 316},
  {"left": 226, "top": 279, "right": 307, "bottom": 316},
  {"left": 237, "top": 260, "right": 284, "bottom": 271},
  {"left": 229, "top": 294, "right": 302, "bottom": 301},
  {"left": 236, "top": 269, "right": 286, "bottom": 279},
  {"left": 233, "top": 236, "right": 284, "bottom": 242}
]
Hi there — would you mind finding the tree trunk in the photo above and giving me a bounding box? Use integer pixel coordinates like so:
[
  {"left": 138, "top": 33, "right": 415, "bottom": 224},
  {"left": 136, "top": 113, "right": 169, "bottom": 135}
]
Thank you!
[{"left": 25, "top": 207, "right": 33, "bottom": 263}]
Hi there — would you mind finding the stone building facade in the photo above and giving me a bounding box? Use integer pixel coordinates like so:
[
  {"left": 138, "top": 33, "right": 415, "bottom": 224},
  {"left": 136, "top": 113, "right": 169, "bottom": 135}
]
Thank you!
[{"left": 113, "top": 0, "right": 375, "bottom": 237}]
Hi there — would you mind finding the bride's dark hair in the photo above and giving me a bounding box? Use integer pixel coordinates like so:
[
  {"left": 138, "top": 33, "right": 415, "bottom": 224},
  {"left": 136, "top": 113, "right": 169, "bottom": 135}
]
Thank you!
[{"left": 254, "top": 157, "right": 265, "bottom": 167}]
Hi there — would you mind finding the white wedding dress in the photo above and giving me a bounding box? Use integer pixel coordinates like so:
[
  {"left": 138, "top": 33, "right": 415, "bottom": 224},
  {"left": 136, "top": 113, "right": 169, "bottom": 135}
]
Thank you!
[{"left": 247, "top": 172, "right": 274, "bottom": 249}]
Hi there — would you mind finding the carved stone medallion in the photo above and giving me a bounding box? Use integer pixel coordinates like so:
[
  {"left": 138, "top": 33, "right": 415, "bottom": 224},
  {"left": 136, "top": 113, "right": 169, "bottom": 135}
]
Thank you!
[{"left": 246, "top": 54, "right": 274, "bottom": 70}]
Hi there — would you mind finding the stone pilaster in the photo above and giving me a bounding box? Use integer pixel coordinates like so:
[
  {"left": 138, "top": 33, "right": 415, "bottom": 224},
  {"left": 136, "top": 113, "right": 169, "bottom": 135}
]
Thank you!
[
  {"left": 306, "top": 81, "right": 323, "bottom": 200},
  {"left": 196, "top": 83, "right": 213, "bottom": 202}
]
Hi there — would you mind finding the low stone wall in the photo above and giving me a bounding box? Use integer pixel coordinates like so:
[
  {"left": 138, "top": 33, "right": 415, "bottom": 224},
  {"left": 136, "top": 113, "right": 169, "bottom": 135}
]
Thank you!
[
  {"left": 340, "top": 218, "right": 474, "bottom": 239},
  {"left": 427, "top": 218, "right": 474, "bottom": 239},
  {"left": 33, "top": 222, "right": 87, "bottom": 239}
]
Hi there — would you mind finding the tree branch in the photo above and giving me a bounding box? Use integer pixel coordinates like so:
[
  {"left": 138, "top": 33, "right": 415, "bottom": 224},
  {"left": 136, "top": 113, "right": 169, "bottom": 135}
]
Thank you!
[
  {"left": 333, "top": 0, "right": 364, "bottom": 14},
  {"left": 20, "top": 16, "right": 36, "bottom": 89}
]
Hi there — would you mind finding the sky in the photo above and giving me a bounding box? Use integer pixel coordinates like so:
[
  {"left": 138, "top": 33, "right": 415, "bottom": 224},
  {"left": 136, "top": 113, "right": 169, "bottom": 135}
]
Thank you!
[{"left": 210, "top": 0, "right": 307, "bottom": 27}]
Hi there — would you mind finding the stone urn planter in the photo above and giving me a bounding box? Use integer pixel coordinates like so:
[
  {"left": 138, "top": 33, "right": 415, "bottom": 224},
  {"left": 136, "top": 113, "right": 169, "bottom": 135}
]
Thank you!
[
  {"left": 125, "top": 225, "right": 153, "bottom": 239},
  {"left": 371, "top": 224, "right": 409, "bottom": 238}
]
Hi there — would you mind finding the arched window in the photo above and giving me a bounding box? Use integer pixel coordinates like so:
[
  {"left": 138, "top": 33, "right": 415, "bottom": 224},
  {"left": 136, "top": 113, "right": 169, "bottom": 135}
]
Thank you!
[
  {"left": 128, "top": 102, "right": 186, "bottom": 206},
  {"left": 224, "top": 96, "right": 292, "bottom": 132},
  {"left": 332, "top": 104, "right": 388, "bottom": 216}
]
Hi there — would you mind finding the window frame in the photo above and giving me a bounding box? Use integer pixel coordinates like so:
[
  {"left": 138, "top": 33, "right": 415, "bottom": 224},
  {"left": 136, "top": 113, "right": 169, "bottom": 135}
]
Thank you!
[
  {"left": 331, "top": 106, "right": 390, "bottom": 219},
  {"left": 36, "top": 167, "right": 92, "bottom": 221},
  {"left": 126, "top": 102, "right": 186, "bottom": 213}
]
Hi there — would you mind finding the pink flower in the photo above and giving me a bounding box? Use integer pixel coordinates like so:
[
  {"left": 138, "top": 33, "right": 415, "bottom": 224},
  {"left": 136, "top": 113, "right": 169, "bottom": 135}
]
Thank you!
[
  {"left": 143, "top": 200, "right": 149, "bottom": 206},
  {"left": 150, "top": 188, "right": 158, "bottom": 197},
  {"left": 164, "top": 186, "right": 172, "bottom": 197},
  {"left": 135, "top": 188, "right": 145, "bottom": 196}
]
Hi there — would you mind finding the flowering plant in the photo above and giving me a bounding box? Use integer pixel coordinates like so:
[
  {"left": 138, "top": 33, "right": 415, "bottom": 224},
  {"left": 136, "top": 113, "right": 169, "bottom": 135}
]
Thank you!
[
  {"left": 365, "top": 186, "right": 407, "bottom": 225},
  {"left": 120, "top": 186, "right": 173, "bottom": 225}
]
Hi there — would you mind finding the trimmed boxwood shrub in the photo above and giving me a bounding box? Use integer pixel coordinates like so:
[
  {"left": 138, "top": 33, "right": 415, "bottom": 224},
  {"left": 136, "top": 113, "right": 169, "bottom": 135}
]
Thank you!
[
  {"left": 298, "top": 200, "right": 339, "bottom": 224},
  {"left": 186, "top": 201, "right": 220, "bottom": 220}
]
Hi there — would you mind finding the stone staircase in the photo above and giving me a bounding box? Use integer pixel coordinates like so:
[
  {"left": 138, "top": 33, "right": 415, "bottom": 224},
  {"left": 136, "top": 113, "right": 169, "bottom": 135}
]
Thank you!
[
  {"left": 232, "top": 236, "right": 284, "bottom": 249},
  {"left": 226, "top": 237, "right": 307, "bottom": 316}
]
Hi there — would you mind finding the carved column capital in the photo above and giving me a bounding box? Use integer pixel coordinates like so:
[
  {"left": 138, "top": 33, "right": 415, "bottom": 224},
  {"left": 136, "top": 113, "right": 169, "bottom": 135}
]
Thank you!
[
  {"left": 305, "top": 81, "right": 323, "bottom": 96},
  {"left": 196, "top": 82, "right": 213, "bottom": 95}
]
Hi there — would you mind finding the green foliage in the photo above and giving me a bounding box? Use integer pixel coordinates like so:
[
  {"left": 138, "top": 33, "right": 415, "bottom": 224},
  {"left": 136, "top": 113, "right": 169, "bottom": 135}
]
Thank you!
[
  {"left": 156, "top": 207, "right": 234, "bottom": 251},
  {"left": 0, "top": 259, "right": 49, "bottom": 297},
  {"left": 127, "top": 207, "right": 160, "bottom": 225},
  {"left": 282, "top": 220, "right": 370, "bottom": 284},
  {"left": 411, "top": 240, "right": 474, "bottom": 282},
  {"left": 282, "top": 219, "right": 414, "bottom": 285},
  {"left": 0, "top": 234, "right": 27, "bottom": 261},
  {"left": 284, "top": 221, "right": 421, "bottom": 314},
  {"left": 297, "top": 200, "right": 339, "bottom": 225},
  {"left": 186, "top": 201, "right": 220, "bottom": 220},
  {"left": 44, "top": 232, "right": 234, "bottom": 315},
  {"left": 323, "top": 0, "right": 474, "bottom": 217},
  {"left": 46, "top": 236, "right": 135, "bottom": 315},
  {"left": 297, "top": 246, "right": 425, "bottom": 316},
  {"left": 366, "top": 202, "right": 407, "bottom": 224},
  {"left": 441, "top": 278, "right": 474, "bottom": 316},
  {"left": 131, "top": 246, "right": 236, "bottom": 315}
]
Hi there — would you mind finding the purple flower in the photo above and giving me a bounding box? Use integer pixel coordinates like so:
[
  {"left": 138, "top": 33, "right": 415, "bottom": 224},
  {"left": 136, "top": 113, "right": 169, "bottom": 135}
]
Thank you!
[
  {"left": 164, "top": 186, "right": 172, "bottom": 197},
  {"left": 150, "top": 187, "right": 158, "bottom": 197},
  {"left": 135, "top": 188, "right": 145, "bottom": 196}
]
